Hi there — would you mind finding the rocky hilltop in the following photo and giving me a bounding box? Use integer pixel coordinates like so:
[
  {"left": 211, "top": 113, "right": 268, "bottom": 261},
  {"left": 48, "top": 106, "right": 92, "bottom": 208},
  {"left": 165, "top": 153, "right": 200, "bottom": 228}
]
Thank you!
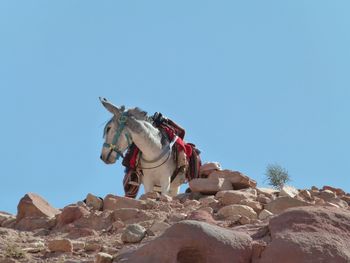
[{"left": 1, "top": 163, "right": 350, "bottom": 263}]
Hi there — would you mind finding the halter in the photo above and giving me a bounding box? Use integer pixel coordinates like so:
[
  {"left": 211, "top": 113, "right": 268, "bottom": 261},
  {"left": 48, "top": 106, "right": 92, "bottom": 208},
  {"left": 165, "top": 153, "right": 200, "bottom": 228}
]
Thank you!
[{"left": 103, "top": 112, "right": 132, "bottom": 162}]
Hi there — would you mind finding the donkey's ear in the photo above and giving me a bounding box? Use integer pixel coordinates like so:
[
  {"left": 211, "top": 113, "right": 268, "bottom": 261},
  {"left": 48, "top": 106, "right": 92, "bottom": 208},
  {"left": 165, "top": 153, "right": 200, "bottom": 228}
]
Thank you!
[{"left": 99, "top": 97, "right": 122, "bottom": 116}]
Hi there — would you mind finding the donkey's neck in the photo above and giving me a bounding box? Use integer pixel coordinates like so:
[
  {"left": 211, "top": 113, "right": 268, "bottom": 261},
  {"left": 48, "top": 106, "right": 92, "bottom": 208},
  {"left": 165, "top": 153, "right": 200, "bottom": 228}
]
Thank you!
[{"left": 127, "top": 120, "right": 164, "bottom": 160}]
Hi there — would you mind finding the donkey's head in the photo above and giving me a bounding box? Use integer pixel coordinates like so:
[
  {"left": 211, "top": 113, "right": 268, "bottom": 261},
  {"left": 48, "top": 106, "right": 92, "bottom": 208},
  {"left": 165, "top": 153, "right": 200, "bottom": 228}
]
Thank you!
[{"left": 99, "top": 97, "right": 147, "bottom": 164}]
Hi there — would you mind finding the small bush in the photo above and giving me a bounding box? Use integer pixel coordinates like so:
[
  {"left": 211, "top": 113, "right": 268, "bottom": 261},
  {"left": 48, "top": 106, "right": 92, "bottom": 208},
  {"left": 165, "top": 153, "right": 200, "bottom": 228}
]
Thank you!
[
  {"left": 5, "top": 243, "right": 26, "bottom": 259},
  {"left": 265, "top": 164, "right": 290, "bottom": 189}
]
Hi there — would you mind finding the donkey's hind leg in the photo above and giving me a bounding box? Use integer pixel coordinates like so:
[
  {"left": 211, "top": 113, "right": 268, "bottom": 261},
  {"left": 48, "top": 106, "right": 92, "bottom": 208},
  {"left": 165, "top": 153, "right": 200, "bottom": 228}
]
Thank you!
[{"left": 169, "top": 185, "right": 180, "bottom": 197}]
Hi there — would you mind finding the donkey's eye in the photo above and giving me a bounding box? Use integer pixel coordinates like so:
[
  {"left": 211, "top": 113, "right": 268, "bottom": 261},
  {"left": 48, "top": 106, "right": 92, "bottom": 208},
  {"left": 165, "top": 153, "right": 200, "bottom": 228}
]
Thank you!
[{"left": 106, "top": 127, "right": 111, "bottom": 133}]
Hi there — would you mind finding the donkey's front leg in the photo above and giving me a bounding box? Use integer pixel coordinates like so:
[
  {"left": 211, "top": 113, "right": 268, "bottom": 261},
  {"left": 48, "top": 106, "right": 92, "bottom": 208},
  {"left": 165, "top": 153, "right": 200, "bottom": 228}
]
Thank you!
[
  {"left": 160, "top": 175, "right": 171, "bottom": 195},
  {"left": 142, "top": 175, "right": 154, "bottom": 194}
]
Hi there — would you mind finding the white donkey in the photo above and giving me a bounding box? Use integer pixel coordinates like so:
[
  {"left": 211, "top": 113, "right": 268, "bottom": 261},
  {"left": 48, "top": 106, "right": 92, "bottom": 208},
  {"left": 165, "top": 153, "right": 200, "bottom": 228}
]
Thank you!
[{"left": 99, "top": 98, "right": 186, "bottom": 196}]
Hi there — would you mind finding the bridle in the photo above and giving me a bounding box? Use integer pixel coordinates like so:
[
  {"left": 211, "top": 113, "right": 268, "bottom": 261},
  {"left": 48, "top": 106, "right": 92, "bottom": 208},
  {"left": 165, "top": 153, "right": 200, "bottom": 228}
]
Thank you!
[{"left": 103, "top": 112, "right": 132, "bottom": 162}]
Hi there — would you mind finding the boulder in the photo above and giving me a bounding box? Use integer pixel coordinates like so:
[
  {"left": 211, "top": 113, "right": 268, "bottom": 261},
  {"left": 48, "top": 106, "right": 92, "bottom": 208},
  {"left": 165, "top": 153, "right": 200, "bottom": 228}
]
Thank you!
[
  {"left": 121, "top": 224, "right": 146, "bottom": 243},
  {"left": 139, "top": 192, "right": 160, "bottom": 200},
  {"left": 322, "top": 185, "right": 345, "bottom": 196},
  {"left": 240, "top": 200, "right": 263, "bottom": 213},
  {"left": 258, "top": 206, "right": 350, "bottom": 263},
  {"left": 103, "top": 195, "right": 144, "bottom": 210},
  {"left": 0, "top": 212, "right": 15, "bottom": 226},
  {"left": 199, "top": 162, "right": 222, "bottom": 177},
  {"left": 209, "top": 170, "right": 257, "bottom": 189},
  {"left": 47, "top": 239, "right": 73, "bottom": 253},
  {"left": 73, "top": 211, "right": 114, "bottom": 231},
  {"left": 218, "top": 204, "right": 257, "bottom": 220},
  {"left": 187, "top": 210, "right": 217, "bottom": 225},
  {"left": 216, "top": 190, "right": 257, "bottom": 205},
  {"left": 56, "top": 205, "right": 90, "bottom": 227},
  {"left": 16, "top": 193, "right": 60, "bottom": 221},
  {"left": 116, "top": 220, "right": 252, "bottom": 263},
  {"left": 265, "top": 196, "right": 311, "bottom": 214},
  {"left": 113, "top": 208, "right": 154, "bottom": 224},
  {"left": 189, "top": 177, "right": 233, "bottom": 194},
  {"left": 279, "top": 185, "right": 299, "bottom": 198},
  {"left": 149, "top": 221, "right": 171, "bottom": 235},
  {"left": 256, "top": 188, "right": 279, "bottom": 199},
  {"left": 313, "top": 190, "right": 336, "bottom": 202},
  {"left": 258, "top": 209, "right": 273, "bottom": 220},
  {"left": 95, "top": 252, "right": 113, "bottom": 263},
  {"left": 85, "top": 193, "right": 103, "bottom": 211}
]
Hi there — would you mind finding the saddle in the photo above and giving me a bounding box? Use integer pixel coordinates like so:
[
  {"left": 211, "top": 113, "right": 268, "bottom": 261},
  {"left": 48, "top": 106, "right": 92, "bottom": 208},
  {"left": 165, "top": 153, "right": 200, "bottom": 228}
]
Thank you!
[{"left": 121, "top": 113, "right": 201, "bottom": 198}]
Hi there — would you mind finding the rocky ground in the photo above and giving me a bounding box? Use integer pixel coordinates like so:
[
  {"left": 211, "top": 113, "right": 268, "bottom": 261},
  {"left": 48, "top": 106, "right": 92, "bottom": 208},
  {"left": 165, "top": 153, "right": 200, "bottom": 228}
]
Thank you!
[{"left": 1, "top": 163, "right": 350, "bottom": 263}]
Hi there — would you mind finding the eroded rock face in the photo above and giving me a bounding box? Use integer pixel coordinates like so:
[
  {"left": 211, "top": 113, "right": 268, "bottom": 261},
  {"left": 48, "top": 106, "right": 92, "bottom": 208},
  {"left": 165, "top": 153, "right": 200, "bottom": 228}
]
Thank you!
[
  {"left": 116, "top": 220, "right": 253, "bottom": 263},
  {"left": 258, "top": 206, "right": 350, "bottom": 263}
]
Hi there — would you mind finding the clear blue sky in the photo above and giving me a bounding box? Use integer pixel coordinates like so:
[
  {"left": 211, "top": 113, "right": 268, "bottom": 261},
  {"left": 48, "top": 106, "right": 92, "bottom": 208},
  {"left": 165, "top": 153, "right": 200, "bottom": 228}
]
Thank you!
[{"left": 1, "top": 1, "right": 349, "bottom": 214}]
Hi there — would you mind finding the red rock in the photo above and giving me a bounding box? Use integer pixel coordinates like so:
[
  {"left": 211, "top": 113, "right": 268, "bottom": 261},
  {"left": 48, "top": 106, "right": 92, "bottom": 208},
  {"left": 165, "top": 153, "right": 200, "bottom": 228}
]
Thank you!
[
  {"left": 116, "top": 220, "right": 252, "bottom": 263},
  {"left": 113, "top": 208, "right": 154, "bottom": 224},
  {"left": 85, "top": 193, "right": 103, "bottom": 211},
  {"left": 199, "top": 162, "right": 222, "bottom": 177},
  {"left": 322, "top": 185, "right": 345, "bottom": 196},
  {"left": 265, "top": 196, "right": 311, "bottom": 214},
  {"left": 103, "top": 194, "right": 144, "bottom": 210},
  {"left": 258, "top": 206, "right": 350, "bottom": 263},
  {"left": 74, "top": 210, "right": 114, "bottom": 230},
  {"left": 96, "top": 252, "right": 113, "bottom": 263},
  {"left": 189, "top": 177, "right": 233, "bottom": 194},
  {"left": 16, "top": 193, "right": 60, "bottom": 221},
  {"left": 48, "top": 239, "right": 73, "bottom": 253},
  {"left": 56, "top": 205, "right": 90, "bottom": 227},
  {"left": 209, "top": 170, "right": 257, "bottom": 189},
  {"left": 187, "top": 210, "right": 217, "bottom": 225}
]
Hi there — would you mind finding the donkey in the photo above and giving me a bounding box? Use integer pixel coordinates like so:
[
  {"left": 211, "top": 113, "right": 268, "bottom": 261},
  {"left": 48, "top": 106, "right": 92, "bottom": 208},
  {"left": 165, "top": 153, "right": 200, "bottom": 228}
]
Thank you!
[{"left": 99, "top": 98, "right": 186, "bottom": 196}]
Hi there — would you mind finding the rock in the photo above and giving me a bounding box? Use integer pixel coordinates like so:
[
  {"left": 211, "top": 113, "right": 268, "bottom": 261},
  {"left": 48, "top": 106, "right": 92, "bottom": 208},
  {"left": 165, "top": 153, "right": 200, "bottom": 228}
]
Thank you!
[
  {"left": 322, "top": 185, "right": 345, "bottom": 196},
  {"left": 95, "top": 252, "right": 113, "bottom": 263},
  {"left": 103, "top": 195, "right": 144, "bottom": 210},
  {"left": 139, "top": 192, "right": 160, "bottom": 200},
  {"left": 48, "top": 239, "right": 73, "bottom": 253},
  {"left": 15, "top": 217, "right": 55, "bottom": 231},
  {"left": 189, "top": 177, "right": 233, "bottom": 194},
  {"left": 56, "top": 205, "right": 90, "bottom": 227},
  {"left": 216, "top": 190, "right": 256, "bottom": 205},
  {"left": 297, "top": 189, "right": 314, "bottom": 202},
  {"left": 187, "top": 210, "right": 217, "bottom": 225},
  {"left": 16, "top": 193, "right": 60, "bottom": 221},
  {"left": 149, "top": 221, "right": 170, "bottom": 235},
  {"left": 259, "top": 206, "right": 350, "bottom": 263},
  {"left": 209, "top": 170, "right": 257, "bottom": 189},
  {"left": 117, "top": 220, "right": 252, "bottom": 263},
  {"left": 328, "top": 198, "right": 349, "bottom": 209},
  {"left": 198, "top": 195, "right": 217, "bottom": 206},
  {"left": 121, "top": 224, "right": 146, "bottom": 243},
  {"left": 239, "top": 200, "right": 263, "bottom": 213},
  {"left": 0, "top": 212, "right": 14, "bottom": 226},
  {"left": 258, "top": 209, "right": 274, "bottom": 220},
  {"left": 159, "top": 194, "right": 172, "bottom": 202},
  {"left": 341, "top": 195, "right": 350, "bottom": 205},
  {"left": 73, "top": 210, "right": 114, "bottom": 231},
  {"left": 113, "top": 208, "right": 154, "bottom": 224},
  {"left": 183, "top": 199, "right": 201, "bottom": 207},
  {"left": 168, "top": 212, "right": 187, "bottom": 223},
  {"left": 257, "top": 194, "right": 271, "bottom": 204},
  {"left": 197, "top": 206, "right": 214, "bottom": 214},
  {"left": 85, "top": 240, "right": 102, "bottom": 252},
  {"left": 218, "top": 204, "right": 257, "bottom": 220},
  {"left": 279, "top": 185, "right": 299, "bottom": 198},
  {"left": 256, "top": 188, "right": 279, "bottom": 199},
  {"left": 239, "top": 215, "right": 251, "bottom": 225},
  {"left": 313, "top": 189, "right": 336, "bottom": 202},
  {"left": 85, "top": 193, "right": 103, "bottom": 211},
  {"left": 199, "top": 162, "right": 222, "bottom": 177},
  {"left": 265, "top": 196, "right": 311, "bottom": 214},
  {"left": 71, "top": 241, "right": 85, "bottom": 251}
]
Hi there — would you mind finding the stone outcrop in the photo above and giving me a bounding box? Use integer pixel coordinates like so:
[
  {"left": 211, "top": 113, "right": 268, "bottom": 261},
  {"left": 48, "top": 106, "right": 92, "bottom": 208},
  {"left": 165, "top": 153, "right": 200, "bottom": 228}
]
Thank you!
[
  {"left": 1, "top": 164, "right": 350, "bottom": 263},
  {"left": 116, "top": 220, "right": 253, "bottom": 263},
  {"left": 258, "top": 206, "right": 350, "bottom": 263}
]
